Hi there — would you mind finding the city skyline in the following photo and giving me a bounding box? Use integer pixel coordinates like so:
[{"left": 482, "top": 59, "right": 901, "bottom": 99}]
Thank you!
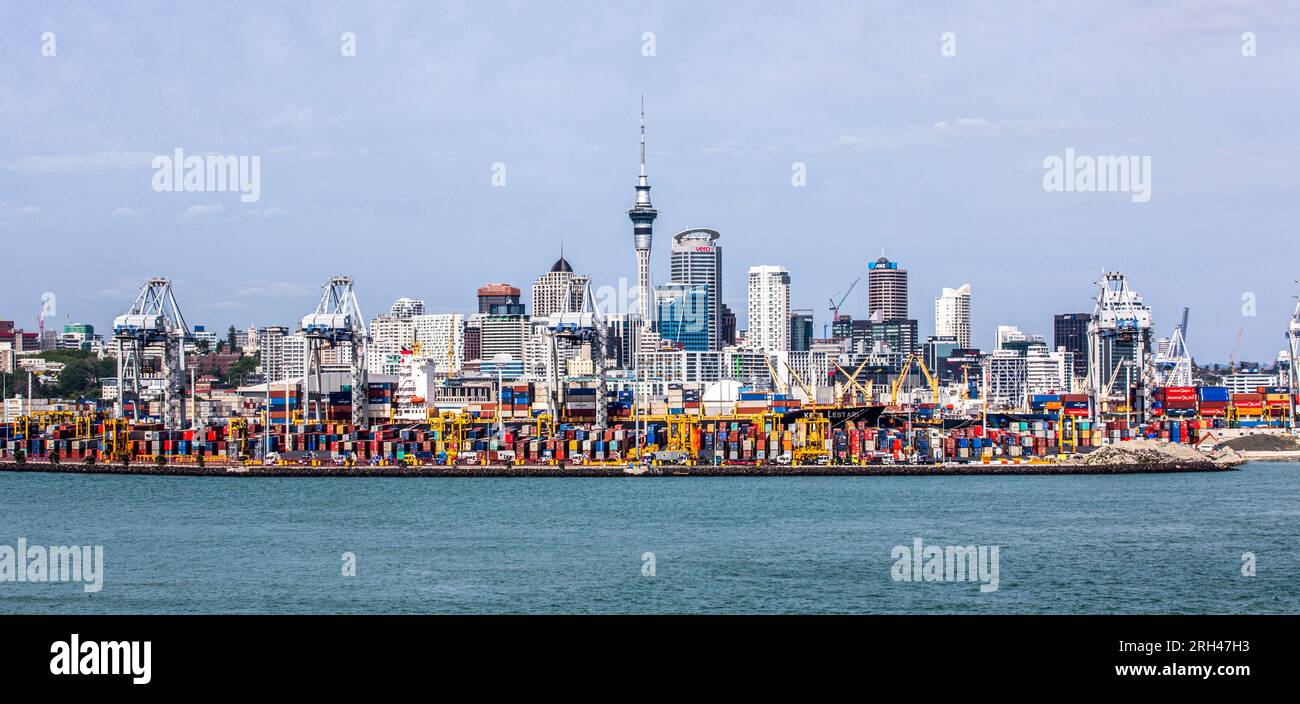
[{"left": 3, "top": 2, "right": 1299, "bottom": 361}]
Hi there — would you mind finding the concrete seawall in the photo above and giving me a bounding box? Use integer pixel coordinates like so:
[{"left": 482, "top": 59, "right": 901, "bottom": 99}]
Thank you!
[{"left": 0, "top": 460, "right": 1234, "bottom": 478}]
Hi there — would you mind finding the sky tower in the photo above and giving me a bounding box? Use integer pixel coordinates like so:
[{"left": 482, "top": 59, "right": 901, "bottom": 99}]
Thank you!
[{"left": 628, "top": 98, "right": 658, "bottom": 320}]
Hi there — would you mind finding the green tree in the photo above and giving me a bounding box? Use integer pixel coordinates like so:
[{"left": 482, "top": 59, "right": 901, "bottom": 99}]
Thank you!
[{"left": 222, "top": 352, "right": 260, "bottom": 388}]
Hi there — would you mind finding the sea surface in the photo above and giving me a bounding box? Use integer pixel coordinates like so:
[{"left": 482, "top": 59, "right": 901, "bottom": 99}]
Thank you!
[{"left": 1, "top": 463, "right": 1298, "bottom": 614}]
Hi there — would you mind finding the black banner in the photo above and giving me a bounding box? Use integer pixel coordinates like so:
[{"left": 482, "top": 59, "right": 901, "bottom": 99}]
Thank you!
[{"left": 0, "top": 615, "right": 1285, "bottom": 691}]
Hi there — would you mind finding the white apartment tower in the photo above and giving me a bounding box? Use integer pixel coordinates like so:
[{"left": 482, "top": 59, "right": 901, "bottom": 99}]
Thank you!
[
  {"left": 531, "top": 255, "right": 589, "bottom": 320},
  {"left": 746, "top": 265, "right": 791, "bottom": 353},
  {"left": 368, "top": 314, "right": 415, "bottom": 376},
  {"left": 390, "top": 297, "right": 426, "bottom": 318},
  {"left": 410, "top": 313, "right": 465, "bottom": 374},
  {"left": 256, "top": 326, "right": 309, "bottom": 383},
  {"left": 934, "top": 284, "right": 972, "bottom": 348}
]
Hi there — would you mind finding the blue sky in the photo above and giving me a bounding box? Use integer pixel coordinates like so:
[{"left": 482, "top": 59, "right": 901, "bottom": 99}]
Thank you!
[{"left": 1, "top": 1, "right": 1297, "bottom": 362}]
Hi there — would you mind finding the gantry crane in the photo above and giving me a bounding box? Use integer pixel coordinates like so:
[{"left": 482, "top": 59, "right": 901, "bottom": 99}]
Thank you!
[
  {"left": 1154, "top": 308, "right": 1193, "bottom": 387},
  {"left": 545, "top": 279, "right": 609, "bottom": 428},
  {"left": 1086, "top": 272, "right": 1153, "bottom": 422},
  {"left": 112, "top": 277, "right": 192, "bottom": 429},
  {"left": 1286, "top": 283, "right": 1300, "bottom": 424},
  {"left": 301, "top": 276, "right": 369, "bottom": 426}
]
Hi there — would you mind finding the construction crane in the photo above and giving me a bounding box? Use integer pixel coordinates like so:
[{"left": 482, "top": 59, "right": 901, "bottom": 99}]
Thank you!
[
  {"left": 1228, "top": 326, "right": 1244, "bottom": 373},
  {"left": 112, "top": 277, "right": 192, "bottom": 429},
  {"left": 825, "top": 277, "right": 860, "bottom": 338},
  {"left": 301, "top": 276, "right": 369, "bottom": 426},
  {"left": 545, "top": 279, "right": 609, "bottom": 428},
  {"left": 891, "top": 351, "right": 939, "bottom": 407}
]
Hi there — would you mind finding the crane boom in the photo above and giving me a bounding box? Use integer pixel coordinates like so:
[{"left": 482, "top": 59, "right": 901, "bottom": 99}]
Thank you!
[{"left": 1229, "top": 326, "right": 1244, "bottom": 373}]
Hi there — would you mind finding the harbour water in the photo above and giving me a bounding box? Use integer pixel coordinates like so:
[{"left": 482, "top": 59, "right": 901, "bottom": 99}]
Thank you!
[{"left": 2, "top": 463, "right": 1297, "bottom": 614}]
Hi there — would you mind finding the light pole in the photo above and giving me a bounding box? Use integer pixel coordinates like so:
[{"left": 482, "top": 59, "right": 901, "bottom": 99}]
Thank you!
[{"left": 493, "top": 352, "right": 513, "bottom": 443}]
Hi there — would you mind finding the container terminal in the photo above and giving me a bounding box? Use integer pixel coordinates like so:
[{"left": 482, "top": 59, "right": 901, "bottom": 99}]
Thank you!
[
  {"left": 0, "top": 271, "right": 1295, "bottom": 471},
  {"left": 2, "top": 112, "right": 1298, "bottom": 472}
]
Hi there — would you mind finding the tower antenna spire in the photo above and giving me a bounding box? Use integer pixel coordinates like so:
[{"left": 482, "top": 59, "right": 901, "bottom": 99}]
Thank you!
[{"left": 628, "top": 96, "right": 658, "bottom": 320}]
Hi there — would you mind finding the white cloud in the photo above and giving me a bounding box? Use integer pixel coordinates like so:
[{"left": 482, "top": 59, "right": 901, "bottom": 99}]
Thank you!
[
  {"left": 838, "top": 117, "right": 1079, "bottom": 150},
  {"left": 835, "top": 134, "right": 903, "bottom": 150},
  {"left": 237, "top": 280, "right": 316, "bottom": 298},
  {"left": 178, "top": 204, "right": 224, "bottom": 221},
  {"left": 264, "top": 107, "right": 316, "bottom": 129},
  {"left": 927, "top": 118, "right": 1076, "bottom": 138},
  {"left": 110, "top": 206, "right": 144, "bottom": 220},
  {"left": 1, "top": 150, "right": 154, "bottom": 174},
  {"left": 0, "top": 202, "right": 57, "bottom": 225},
  {"left": 246, "top": 206, "right": 287, "bottom": 219}
]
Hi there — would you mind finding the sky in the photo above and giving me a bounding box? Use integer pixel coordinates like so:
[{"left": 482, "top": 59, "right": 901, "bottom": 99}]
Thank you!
[{"left": 1, "top": 0, "right": 1298, "bottom": 363}]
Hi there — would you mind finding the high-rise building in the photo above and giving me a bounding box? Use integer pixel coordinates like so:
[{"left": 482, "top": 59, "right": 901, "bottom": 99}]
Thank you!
[
  {"left": 256, "top": 326, "right": 310, "bottom": 382},
  {"left": 1026, "top": 345, "right": 1074, "bottom": 394},
  {"left": 522, "top": 319, "right": 554, "bottom": 376},
  {"left": 720, "top": 304, "right": 737, "bottom": 346},
  {"left": 934, "top": 284, "right": 972, "bottom": 348},
  {"left": 669, "top": 228, "right": 722, "bottom": 350},
  {"left": 411, "top": 314, "right": 464, "bottom": 374},
  {"left": 831, "top": 315, "right": 854, "bottom": 341},
  {"left": 368, "top": 314, "right": 414, "bottom": 375},
  {"left": 463, "top": 318, "right": 482, "bottom": 362},
  {"left": 789, "top": 310, "right": 814, "bottom": 352},
  {"left": 191, "top": 324, "right": 219, "bottom": 350},
  {"left": 655, "top": 283, "right": 710, "bottom": 351},
  {"left": 477, "top": 284, "right": 522, "bottom": 315},
  {"left": 867, "top": 256, "right": 908, "bottom": 321},
  {"left": 1054, "top": 312, "right": 1091, "bottom": 380},
  {"left": 996, "top": 325, "right": 1046, "bottom": 355},
  {"left": 531, "top": 255, "right": 589, "bottom": 320},
  {"left": 58, "top": 323, "right": 99, "bottom": 352},
  {"left": 984, "top": 350, "right": 1028, "bottom": 408},
  {"left": 479, "top": 314, "right": 529, "bottom": 361},
  {"left": 605, "top": 313, "right": 644, "bottom": 369},
  {"left": 390, "top": 297, "right": 425, "bottom": 318},
  {"left": 627, "top": 101, "right": 658, "bottom": 321},
  {"left": 0, "top": 322, "right": 40, "bottom": 355},
  {"left": 924, "top": 335, "right": 959, "bottom": 375},
  {"left": 851, "top": 318, "right": 919, "bottom": 356},
  {"left": 746, "top": 265, "right": 791, "bottom": 352}
]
